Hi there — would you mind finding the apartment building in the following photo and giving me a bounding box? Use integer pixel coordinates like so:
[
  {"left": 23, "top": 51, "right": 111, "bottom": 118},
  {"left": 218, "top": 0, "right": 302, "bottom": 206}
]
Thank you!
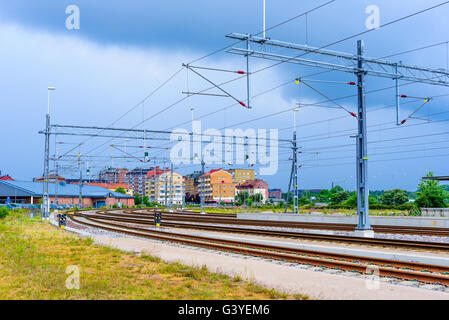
[
  {"left": 203, "top": 169, "right": 236, "bottom": 203},
  {"left": 99, "top": 167, "right": 129, "bottom": 184},
  {"left": 126, "top": 167, "right": 155, "bottom": 196},
  {"left": 268, "top": 188, "right": 282, "bottom": 200},
  {"left": 146, "top": 168, "right": 184, "bottom": 205},
  {"left": 236, "top": 179, "right": 269, "bottom": 203},
  {"left": 228, "top": 169, "right": 255, "bottom": 186},
  {"left": 184, "top": 171, "right": 202, "bottom": 203}
]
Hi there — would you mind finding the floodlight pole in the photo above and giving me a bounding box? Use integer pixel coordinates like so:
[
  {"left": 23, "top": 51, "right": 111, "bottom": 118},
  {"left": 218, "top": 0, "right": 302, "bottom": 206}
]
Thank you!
[{"left": 42, "top": 87, "right": 55, "bottom": 219}]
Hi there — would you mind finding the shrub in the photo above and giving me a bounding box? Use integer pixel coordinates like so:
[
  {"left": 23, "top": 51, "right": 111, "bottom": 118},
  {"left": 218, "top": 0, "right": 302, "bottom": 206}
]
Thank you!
[{"left": 0, "top": 207, "right": 9, "bottom": 219}]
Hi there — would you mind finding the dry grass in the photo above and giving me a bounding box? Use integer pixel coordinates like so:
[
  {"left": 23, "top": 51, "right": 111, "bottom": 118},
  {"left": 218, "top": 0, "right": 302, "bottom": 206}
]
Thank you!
[{"left": 0, "top": 213, "right": 308, "bottom": 300}]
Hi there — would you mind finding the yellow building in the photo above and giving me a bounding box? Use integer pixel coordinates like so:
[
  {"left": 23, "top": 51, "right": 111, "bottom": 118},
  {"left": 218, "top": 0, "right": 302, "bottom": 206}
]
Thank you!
[
  {"left": 146, "top": 168, "right": 184, "bottom": 205},
  {"left": 203, "top": 169, "right": 236, "bottom": 203},
  {"left": 228, "top": 169, "right": 255, "bottom": 186}
]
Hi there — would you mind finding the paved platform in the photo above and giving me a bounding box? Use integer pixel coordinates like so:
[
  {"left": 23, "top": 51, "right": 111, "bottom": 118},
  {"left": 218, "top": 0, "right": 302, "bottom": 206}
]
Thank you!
[{"left": 237, "top": 212, "right": 449, "bottom": 228}]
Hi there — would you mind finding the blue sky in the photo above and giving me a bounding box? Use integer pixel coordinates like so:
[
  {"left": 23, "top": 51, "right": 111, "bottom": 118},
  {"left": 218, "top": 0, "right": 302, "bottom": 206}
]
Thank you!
[{"left": 1, "top": 0, "right": 448, "bottom": 191}]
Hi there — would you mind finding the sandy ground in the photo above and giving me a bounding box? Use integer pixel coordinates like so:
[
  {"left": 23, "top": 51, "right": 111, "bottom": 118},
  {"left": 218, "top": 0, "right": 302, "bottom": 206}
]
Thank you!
[{"left": 91, "top": 234, "right": 449, "bottom": 300}]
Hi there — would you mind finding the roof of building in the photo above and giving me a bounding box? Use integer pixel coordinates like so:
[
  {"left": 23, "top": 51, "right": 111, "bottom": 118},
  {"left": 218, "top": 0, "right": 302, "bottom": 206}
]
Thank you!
[
  {"left": 146, "top": 166, "right": 169, "bottom": 178},
  {"left": 34, "top": 174, "right": 66, "bottom": 182},
  {"left": 127, "top": 167, "right": 156, "bottom": 175},
  {"left": 84, "top": 182, "right": 130, "bottom": 190},
  {"left": 99, "top": 167, "right": 129, "bottom": 173},
  {"left": 0, "top": 180, "right": 133, "bottom": 199},
  {"left": 204, "top": 168, "right": 233, "bottom": 177},
  {"left": 204, "top": 168, "right": 222, "bottom": 176},
  {"left": 236, "top": 179, "right": 268, "bottom": 189}
]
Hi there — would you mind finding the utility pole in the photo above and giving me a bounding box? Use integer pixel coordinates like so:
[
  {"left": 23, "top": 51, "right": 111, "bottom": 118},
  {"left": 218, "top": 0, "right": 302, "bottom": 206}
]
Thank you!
[
  {"left": 284, "top": 108, "right": 299, "bottom": 214},
  {"left": 395, "top": 62, "right": 402, "bottom": 125},
  {"left": 141, "top": 167, "right": 144, "bottom": 207},
  {"left": 355, "top": 40, "right": 372, "bottom": 234},
  {"left": 78, "top": 152, "right": 83, "bottom": 208},
  {"left": 164, "top": 161, "right": 168, "bottom": 209},
  {"left": 200, "top": 158, "right": 205, "bottom": 214},
  {"left": 54, "top": 140, "right": 59, "bottom": 208},
  {"left": 219, "top": 182, "right": 222, "bottom": 208},
  {"left": 182, "top": 177, "right": 185, "bottom": 209},
  {"left": 42, "top": 112, "right": 50, "bottom": 218},
  {"left": 246, "top": 35, "right": 251, "bottom": 109},
  {"left": 170, "top": 163, "right": 174, "bottom": 210},
  {"left": 263, "top": 0, "right": 266, "bottom": 39}
]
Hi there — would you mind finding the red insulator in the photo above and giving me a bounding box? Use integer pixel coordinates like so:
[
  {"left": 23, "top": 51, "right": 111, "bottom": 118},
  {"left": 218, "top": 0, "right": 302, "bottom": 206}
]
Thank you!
[
  {"left": 348, "top": 82, "right": 356, "bottom": 85},
  {"left": 236, "top": 70, "right": 245, "bottom": 74},
  {"left": 350, "top": 112, "right": 357, "bottom": 118},
  {"left": 401, "top": 95, "right": 407, "bottom": 98},
  {"left": 239, "top": 101, "right": 246, "bottom": 107},
  {"left": 401, "top": 119, "right": 407, "bottom": 125}
]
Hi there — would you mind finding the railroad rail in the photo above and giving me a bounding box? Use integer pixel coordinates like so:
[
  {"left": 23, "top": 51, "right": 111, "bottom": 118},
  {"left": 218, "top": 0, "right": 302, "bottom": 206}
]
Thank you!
[
  {"left": 67, "top": 213, "right": 449, "bottom": 286},
  {"left": 99, "top": 208, "right": 449, "bottom": 237},
  {"left": 78, "top": 210, "right": 449, "bottom": 251}
]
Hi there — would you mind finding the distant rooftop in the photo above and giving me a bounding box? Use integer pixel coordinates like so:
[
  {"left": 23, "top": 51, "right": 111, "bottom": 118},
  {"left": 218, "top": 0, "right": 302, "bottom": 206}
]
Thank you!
[{"left": 0, "top": 180, "right": 133, "bottom": 199}]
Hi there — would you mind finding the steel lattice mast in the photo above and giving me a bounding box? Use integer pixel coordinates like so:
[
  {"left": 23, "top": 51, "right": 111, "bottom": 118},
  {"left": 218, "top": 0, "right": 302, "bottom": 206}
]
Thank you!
[{"left": 226, "top": 33, "right": 449, "bottom": 232}]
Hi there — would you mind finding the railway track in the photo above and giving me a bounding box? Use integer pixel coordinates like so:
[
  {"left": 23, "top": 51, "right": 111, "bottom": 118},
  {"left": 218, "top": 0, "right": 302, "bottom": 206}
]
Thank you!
[
  {"left": 79, "top": 210, "right": 449, "bottom": 251},
  {"left": 68, "top": 213, "right": 449, "bottom": 286},
  {"left": 101, "top": 208, "right": 449, "bottom": 237}
]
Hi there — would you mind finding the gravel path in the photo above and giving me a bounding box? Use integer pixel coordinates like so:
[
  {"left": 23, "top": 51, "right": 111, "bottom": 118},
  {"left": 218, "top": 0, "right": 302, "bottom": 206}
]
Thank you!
[{"left": 91, "top": 234, "right": 449, "bottom": 300}]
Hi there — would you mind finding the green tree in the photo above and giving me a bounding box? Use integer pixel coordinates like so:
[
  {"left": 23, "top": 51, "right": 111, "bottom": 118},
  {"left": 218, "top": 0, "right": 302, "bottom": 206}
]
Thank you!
[
  {"left": 297, "top": 196, "right": 310, "bottom": 206},
  {"left": 318, "top": 189, "right": 331, "bottom": 203},
  {"left": 134, "top": 194, "right": 150, "bottom": 207},
  {"left": 330, "top": 190, "right": 350, "bottom": 204},
  {"left": 415, "top": 171, "right": 448, "bottom": 208},
  {"left": 330, "top": 185, "right": 344, "bottom": 194},
  {"left": 343, "top": 194, "right": 377, "bottom": 208},
  {"left": 114, "top": 187, "right": 127, "bottom": 195},
  {"left": 379, "top": 189, "right": 409, "bottom": 206}
]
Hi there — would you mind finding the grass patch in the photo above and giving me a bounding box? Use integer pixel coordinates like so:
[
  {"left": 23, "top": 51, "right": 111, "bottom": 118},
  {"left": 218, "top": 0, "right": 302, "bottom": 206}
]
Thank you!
[{"left": 0, "top": 213, "right": 307, "bottom": 300}]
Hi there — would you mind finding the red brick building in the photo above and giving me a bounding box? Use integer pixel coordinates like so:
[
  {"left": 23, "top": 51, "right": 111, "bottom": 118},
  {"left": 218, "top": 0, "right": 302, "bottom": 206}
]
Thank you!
[{"left": 0, "top": 180, "right": 134, "bottom": 208}]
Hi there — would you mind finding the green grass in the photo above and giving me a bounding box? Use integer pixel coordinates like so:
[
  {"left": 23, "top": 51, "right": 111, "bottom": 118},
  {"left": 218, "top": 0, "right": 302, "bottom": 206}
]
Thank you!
[{"left": 0, "top": 212, "right": 307, "bottom": 300}]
